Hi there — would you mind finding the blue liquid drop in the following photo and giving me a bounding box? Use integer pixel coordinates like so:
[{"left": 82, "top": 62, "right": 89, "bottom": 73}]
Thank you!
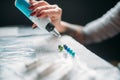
[
  {"left": 72, "top": 52, "right": 75, "bottom": 57},
  {"left": 66, "top": 48, "right": 71, "bottom": 52},
  {"left": 63, "top": 45, "right": 68, "bottom": 50},
  {"left": 69, "top": 50, "right": 73, "bottom": 54}
]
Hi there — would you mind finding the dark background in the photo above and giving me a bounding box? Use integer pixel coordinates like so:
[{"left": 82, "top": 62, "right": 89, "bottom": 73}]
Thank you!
[{"left": 0, "top": 0, "right": 120, "bottom": 62}]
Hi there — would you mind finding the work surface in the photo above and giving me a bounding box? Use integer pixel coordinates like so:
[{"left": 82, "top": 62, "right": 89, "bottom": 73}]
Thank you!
[{"left": 0, "top": 26, "right": 120, "bottom": 80}]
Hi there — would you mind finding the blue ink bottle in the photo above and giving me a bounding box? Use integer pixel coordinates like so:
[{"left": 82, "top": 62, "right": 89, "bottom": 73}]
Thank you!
[{"left": 15, "top": 0, "right": 61, "bottom": 37}]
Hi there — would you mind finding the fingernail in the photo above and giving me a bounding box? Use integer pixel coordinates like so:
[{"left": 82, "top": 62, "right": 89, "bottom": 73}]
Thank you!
[
  {"left": 29, "top": 5, "right": 34, "bottom": 9},
  {"left": 32, "top": 26, "right": 36, "bottom": 29},
  {"left": 31, "top": 12, "right": 36, "bottom": 16},
  {"left": 37, "top": 14, "right": 41, "bottom": 17}
]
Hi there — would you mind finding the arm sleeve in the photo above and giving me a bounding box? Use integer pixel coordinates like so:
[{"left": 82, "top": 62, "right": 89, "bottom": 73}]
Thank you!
[{"left": 82, "top": 1, "right": 120, "bottom": 44}]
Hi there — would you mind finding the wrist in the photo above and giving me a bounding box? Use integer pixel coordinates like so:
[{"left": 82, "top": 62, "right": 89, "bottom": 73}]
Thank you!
[{"left": 54, "top": 21, "right": 68, "bottom": 33}]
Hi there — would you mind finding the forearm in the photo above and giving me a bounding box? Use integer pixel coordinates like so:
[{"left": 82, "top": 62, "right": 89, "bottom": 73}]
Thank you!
[
  {"left": 82, "top": 1, "right": 120, "bottom": 44},
  {"left": 59, "top": 21, "right": 86, "bottom": 44}
]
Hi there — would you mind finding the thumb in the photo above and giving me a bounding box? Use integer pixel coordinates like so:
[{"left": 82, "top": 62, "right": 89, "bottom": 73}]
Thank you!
[{"left": 32, "top": 23, "right": 37, "bottom": 29}]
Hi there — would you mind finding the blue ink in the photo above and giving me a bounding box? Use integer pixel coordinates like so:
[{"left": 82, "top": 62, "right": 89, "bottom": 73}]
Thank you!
[
  {"left": 63, "top": 45, "right": 67, "bottom": 50},
  {"left": 63, "top": 44, "right": 75, "bottom": 57},
  {"left": 15, "top": 0, "right": 32, "bottom": 17}
]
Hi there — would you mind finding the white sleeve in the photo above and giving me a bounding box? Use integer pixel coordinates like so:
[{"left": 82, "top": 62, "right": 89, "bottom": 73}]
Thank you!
[{"left": 82, "top": 1, "right": 120, "bottom": 44}]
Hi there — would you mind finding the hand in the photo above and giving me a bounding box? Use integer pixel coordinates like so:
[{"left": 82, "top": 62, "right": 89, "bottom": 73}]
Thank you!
[{"left": 29, "top": 0, "right": 62, "bottom": 30}]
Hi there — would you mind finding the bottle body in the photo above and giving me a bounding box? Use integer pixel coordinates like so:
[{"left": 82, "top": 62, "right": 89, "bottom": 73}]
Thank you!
[{"left": 15, "top": 0, "right": 61, "bottom": 37}]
